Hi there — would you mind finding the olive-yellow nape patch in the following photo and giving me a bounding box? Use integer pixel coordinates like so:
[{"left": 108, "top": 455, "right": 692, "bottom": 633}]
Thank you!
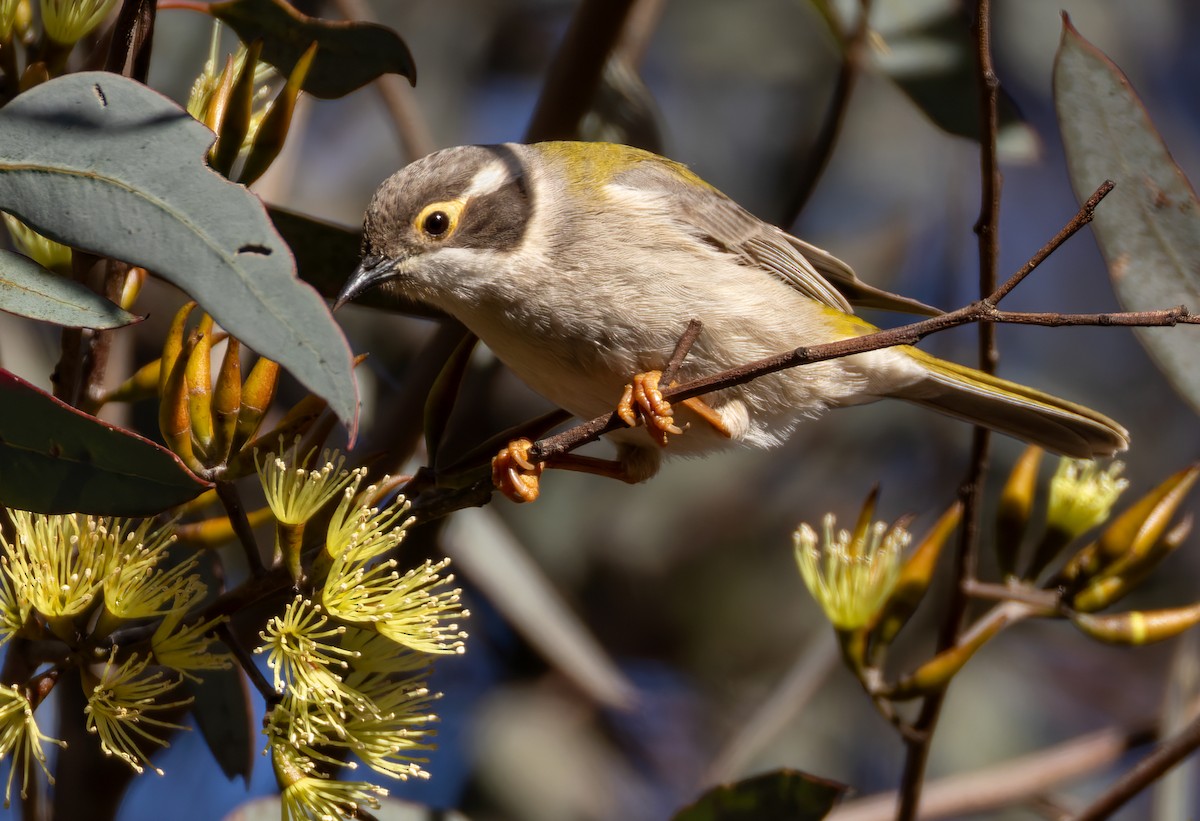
[{"left": 414, "top": 199, "right": 467, "bottom": 241}]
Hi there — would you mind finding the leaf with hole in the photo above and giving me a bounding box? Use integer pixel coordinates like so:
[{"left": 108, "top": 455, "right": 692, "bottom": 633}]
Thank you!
[{"left": 0, "top": 72, "right": 357, "bottom": 433}]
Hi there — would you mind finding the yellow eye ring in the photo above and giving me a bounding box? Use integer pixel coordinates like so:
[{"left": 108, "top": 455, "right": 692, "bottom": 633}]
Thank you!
[{"left": 415, "top": 200, "right": 465, "bottom": 240}]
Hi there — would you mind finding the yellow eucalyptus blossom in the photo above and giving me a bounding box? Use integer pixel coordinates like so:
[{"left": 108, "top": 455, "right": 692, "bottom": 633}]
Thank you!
[
  {"left": 322, "top": 554, "right": 468, "bottom": 656},
  {"left": 257, "top": 444, "right": 361, "bottom": 527},
  {"left": 0, "top": 566, "right": 26, "bottom": 647},
  {"left": 83, "top": 652, "right": 191, "bottom": 775},
  {"left": 340, "top": 628, "right": 431, "bottom": 679},
  {"left": 2, "top": 511, "right": 109, "bottom": 625},
  {"left": 151, "top": 609, "right": 231, "bottom": 682},
  {"left": 100, "top": 521, "right": 199, "bottom": 623},
  {"left": 0, "top": 684, "right": 64, "bottom": 807},
  {"left": 325, "top": 477, "right": 413, "bottom": 563},
  {"left": 795, "top": 513, "right": 909, "bottom": 631},
  {"left": 273, "top": 740, "right": 386, "bottom": 821},
  {"left": 335, "top": 674, "right": 438, "bottom": 781},
  {"left": 1047, "top": 458, "right": 1128, "bottom": 540},
  {"left": 39, "top": 0, "right": 117, "bottom": 45},
  {"left": 257, "top": 443, "right": 364, "bottom": 582},
  {"left": 255, "top": 597, "right": 358, "bottom": 703}
]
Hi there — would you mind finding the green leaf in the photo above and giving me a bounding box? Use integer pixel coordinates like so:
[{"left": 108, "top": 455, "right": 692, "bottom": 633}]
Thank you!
[
  {"left": 863, "top": 0, "right": 1038, "bottom": 161},
  {"left": 0, "top": 249, "right": 139, "bottom": 328},
  {"left": 0, "top": 73, "right": 357, "bottom": 433},
  {"left": 210, "top": 0, "right": 416, "bottom": 99},
  {"left": 186, "top": 666, "right": 254, "bottom": 784},
  {"left": 0, "top": 369, "right": 209, "bottom": 515},
  {"left": 673, "top": 769, "right": 848, "bottom": 821},
  {"left": 1054, "top": 17, "right": 1200, "bottom": 415},
  {"left": 269, "top": 206, "right": 447, "bottom": 319}
]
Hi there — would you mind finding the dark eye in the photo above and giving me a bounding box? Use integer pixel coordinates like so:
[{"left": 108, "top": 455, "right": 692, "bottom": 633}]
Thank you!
[{"left": 423, "top": 210, "right": 450, "bottom": 236}]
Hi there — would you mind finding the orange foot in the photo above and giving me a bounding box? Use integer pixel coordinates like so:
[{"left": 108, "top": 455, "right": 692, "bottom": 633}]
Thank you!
[
  {"left": 492, "top": 437, "right": 544, "bottom": 503},
  {"left": 618, "top": 370, "right": 683, "bottom": 447},
  {"left": 617, "top": 370, "right": 734, "bottom": 444}
]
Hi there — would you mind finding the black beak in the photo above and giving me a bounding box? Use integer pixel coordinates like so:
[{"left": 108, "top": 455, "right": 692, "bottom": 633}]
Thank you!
[{"left": 333, "top": 255, "right": 397, "bottom": 312}]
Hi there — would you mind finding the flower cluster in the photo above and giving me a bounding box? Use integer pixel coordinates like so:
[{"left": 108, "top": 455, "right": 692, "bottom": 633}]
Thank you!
[
  {"left": 255, "top": 444, "right": 466, "bottom": 819},
  {"left": 800, "top": 451, "right": 1200, "bottom": 707},
  {"left": 0, "top": 509, "right": 228, "bottom": 801}
]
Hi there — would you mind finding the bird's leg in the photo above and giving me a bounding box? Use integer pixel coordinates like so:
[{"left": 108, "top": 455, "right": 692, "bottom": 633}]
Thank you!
[
  {"left": 492, "top": 438, "right": 544, "bottom": 503},
  {"left": 618, "top": 370, "right": 733, "bottom": 442},
  {"left": 491, "top": 438, "right": 640, "bottom": 504},
  {"left": 678, "top": 396, "right": 733, "bottom": 439},
  {"left": 618, "top": 370, "right": 683, "bottom": 446},
  {"left": 492, "top": 367, "right": 733, "bottom": 503}
]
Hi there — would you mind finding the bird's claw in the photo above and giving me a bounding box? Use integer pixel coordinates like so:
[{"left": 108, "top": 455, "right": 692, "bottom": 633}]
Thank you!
[
  {"left": 492, "top": 438, "right": 544, "bottom": 503},
  {"left": 618, "top": 370, "right": 684, "bottom": 447}
]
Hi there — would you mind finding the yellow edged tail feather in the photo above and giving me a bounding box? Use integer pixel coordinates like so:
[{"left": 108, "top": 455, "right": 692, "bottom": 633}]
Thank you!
[{"left": 898, "top": 349, "right": 1129, "bottom": 459}]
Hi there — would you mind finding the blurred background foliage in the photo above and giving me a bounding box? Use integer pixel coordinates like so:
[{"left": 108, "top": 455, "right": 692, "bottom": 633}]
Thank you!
[{"left": 3, "top": 0, "right": 1200, "bottom": 819}]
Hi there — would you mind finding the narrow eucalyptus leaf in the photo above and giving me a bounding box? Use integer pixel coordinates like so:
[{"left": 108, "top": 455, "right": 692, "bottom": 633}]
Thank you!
[
  {"left": 0, "top": 248, "right": 139, "bottom": 328},
  {"left": 1055, "top": 18, "right": 1200, "bottom": 415}
]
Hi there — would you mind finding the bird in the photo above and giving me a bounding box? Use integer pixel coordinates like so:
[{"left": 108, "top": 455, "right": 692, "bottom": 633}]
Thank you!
[{"left": 336, "top": 141, "right": 1128, "bottom": 502}]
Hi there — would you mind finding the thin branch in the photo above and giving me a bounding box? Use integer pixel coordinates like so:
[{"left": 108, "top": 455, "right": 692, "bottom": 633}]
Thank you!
[
  {"left": 828, "top": 724, "right": 1155, "bottom": 821},
  {"left": 897, "top": 4, "right": 1005, "bottom": 813},
  {"left": 990, "top": 181, "right": 1114, "bottom": 304},
  {"left": 216, "top": 623, "right": 278, "bottom": 707},
  {"left": 963, "top": 579, "right": 1061, "bottom": 610},
  {"left": 1070, "top": 709, "right": 1200, "bottom": 821},
  {"left": 214, "top": 480, "right": 266, "bottom": 578},
  {"left": 661, "top": 319, "right": 703, "bottom": 385}
]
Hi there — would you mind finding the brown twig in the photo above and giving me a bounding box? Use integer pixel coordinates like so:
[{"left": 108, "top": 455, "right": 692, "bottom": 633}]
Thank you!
[
  {"left": 897, "top": 5, "right": 1003, "bottom": 814},
  {"left": 1071, "top": 709, "right": 1200, "bottom": 821},
  {"left": 828, "top": 723, "right": 1155, "bottom": 821},
  {"left": 963, "top": 579, "right": 1061, "bottom": 610},
  {"left": 991, "top": 181, "right": 1114, "bottom": 304},
  {"left": 214, "top": 480, "right": 266, "bottom": 578},
  {"left": 661, "top": 319, "right": 703, "bottom": 385}
]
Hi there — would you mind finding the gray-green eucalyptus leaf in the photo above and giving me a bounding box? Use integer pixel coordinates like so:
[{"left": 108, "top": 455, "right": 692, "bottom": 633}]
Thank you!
[
  {"left": 0, "top": 72, "right": 357, "bottom": 432},
  {"left": 1055, "top": 17, "right": 1200, "bottom": 415},
  {"left": 0, "top": 248, "right": 139, "bottom": 328}
]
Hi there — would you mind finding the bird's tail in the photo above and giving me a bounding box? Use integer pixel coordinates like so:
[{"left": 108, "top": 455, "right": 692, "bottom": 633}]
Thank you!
[{"left": 894, "top": 348, "right": 1129, "bottom": 459}]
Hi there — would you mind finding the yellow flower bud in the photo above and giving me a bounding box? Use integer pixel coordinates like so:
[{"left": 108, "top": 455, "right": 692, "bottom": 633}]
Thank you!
[
  {"left": 996, "top": 446, "right": 1041, "bottom": 578},
  {"left": 1071, "top": 604, "right": 1200, "bottom": 646},
  {"left": 872, "top": 503, "right": 961, "bottom": 649}
]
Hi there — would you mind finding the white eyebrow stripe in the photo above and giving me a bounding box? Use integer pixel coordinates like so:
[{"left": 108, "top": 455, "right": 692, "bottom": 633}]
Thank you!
[{"left": 464, "top": 160, "right": 515, "bottom": 197}]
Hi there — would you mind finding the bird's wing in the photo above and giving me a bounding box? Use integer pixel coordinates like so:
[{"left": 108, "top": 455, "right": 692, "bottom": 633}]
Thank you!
[{"left": 612, "top": 155, "right": 941, "bottom": 316}]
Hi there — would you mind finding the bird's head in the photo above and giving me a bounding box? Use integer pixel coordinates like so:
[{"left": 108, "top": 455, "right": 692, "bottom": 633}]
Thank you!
[{"left": 335, "top": 144, "right": 533, "bottom": 311}]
